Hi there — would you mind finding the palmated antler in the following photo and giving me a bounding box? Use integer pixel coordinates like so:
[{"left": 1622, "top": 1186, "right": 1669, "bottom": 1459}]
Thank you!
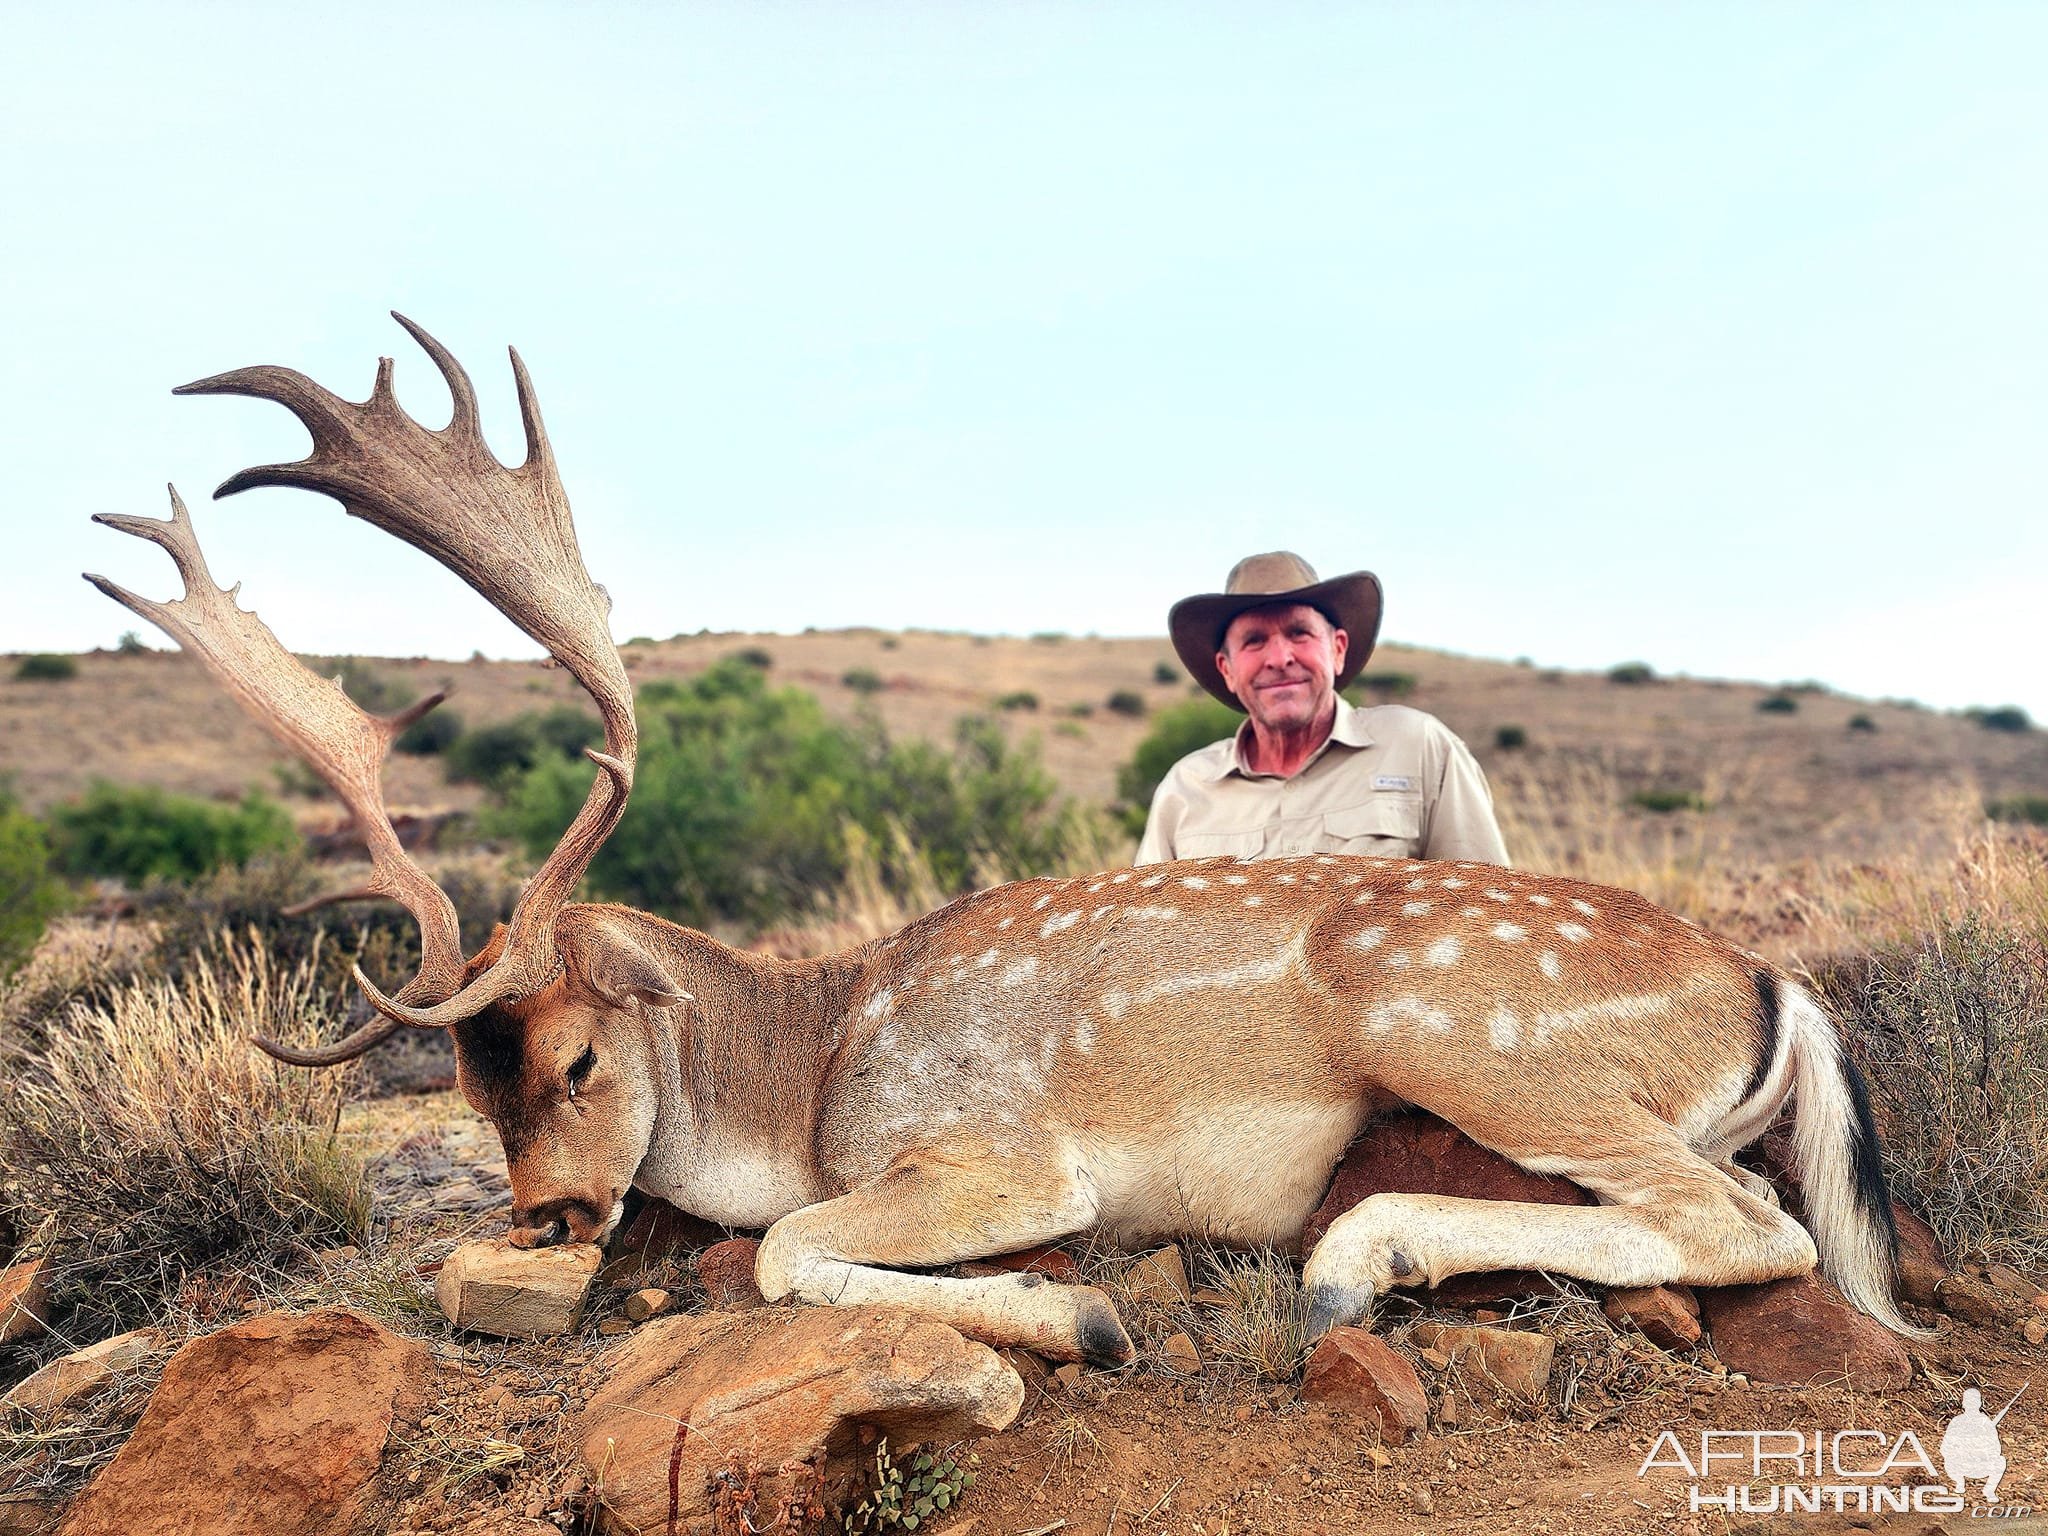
[
  {"left": 173, "top": 315, "right": 638, "bottom": 1030},
  {"left": 85, "top": 487, "right": 465, "bottom": 1064}
]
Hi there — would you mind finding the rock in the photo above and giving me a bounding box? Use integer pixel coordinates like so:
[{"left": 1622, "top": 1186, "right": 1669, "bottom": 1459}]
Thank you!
[
  {"left": 1603, "top": 1286, "right": 1703, "bottom": 1351},
  {"left": 2020, "top": 1316, "right": 2048, "bottom": 1347},
  {"left": 958, "top": 1245, "right": 1082, "bottom": 1285},
  {"left": 1983, "top": 1262, "right": 2033, "bottom": 1296},
  {"left": 604, "top": 1196, "right": 723, "bottom": 1267},
  {"left": 1123, "top": 1246, "right": 1190, "bottom": 1307},
  {"left": 1305, "top": 1113, "right": 1593, "bottom": 1254},
  {"left": 996, "top": 1348, "right": 1053, "bottom": 1392},
  {"left": 623, "top": 1288, "right": 671, "bottom": 1323},
  {"left": 0, "top": 1493, "right": 62, "bottom": 1535},
  {"left": 58, "top": 1309, "right": 427, "bottom": 1536},
  {"left": 1936, "top": 1273, "right": 2023, "bottom": 1327},
  {"left": 2, "top": 1329, "right": 157, "bottom": 1417},
  {"left": 1409, "top": 1322, "right": 1555, "bottom": 1399},
  {"left": 579, "top": 1305, "right": 1022, "bottom": 1533},
  {"left": 436, "top": 1239, "right": 601, "bottom": 1337},
  {"left": 695, "top": 1238, "right": 766, "bottom": 1310},
  {"left": 1697, "top": 1273, "right": 1911, "bottom": 1390},
  {"left": 1419, "top": 1271, "right": 1561, "bottom": 1308},
  {"left": 1300, "top": 1328, "right": 1429, "bottom": 1444},
  {"left": 1160, "top": 1331, "right": 1203, "bottom": 1375},
  {"left": 1052, "top": 1362, "right": 1084, "bottom": 1391},
  {"left": 1892, "top": 1205, "right": 1949, "bottom": 1308},
  {"left": 0, "top": 1261, "right": 49, "bottom": 1346}
]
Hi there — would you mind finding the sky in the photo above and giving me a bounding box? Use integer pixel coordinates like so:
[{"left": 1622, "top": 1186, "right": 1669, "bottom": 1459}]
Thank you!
[{"left": 5, "top": 2, "right": 2045, "bottom": 719}]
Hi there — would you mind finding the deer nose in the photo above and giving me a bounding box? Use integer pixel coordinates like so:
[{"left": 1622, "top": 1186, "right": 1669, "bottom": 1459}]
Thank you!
[{"left": 508, "top": 1197, "right": 593, "bottom": 1248}]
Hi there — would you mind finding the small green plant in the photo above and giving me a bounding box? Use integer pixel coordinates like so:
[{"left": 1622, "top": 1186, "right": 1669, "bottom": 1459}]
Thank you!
[
  {"left": 49, "top": 783, "right": 297, "bottom": 884},
  {"left": 1607, "top": 661, "right": 1656, "bottom": 686},
  {"left": 1028, "top": 631, "right": 1067, "bottom": 644},
  {"left": 842, "top": 667, "right": 885, "bottom": 695},
  {"left": 1630, "top": 788, "right": 1709, "bottom": 814},
  {"left": 844, "top": 1439, "right": 976, "bottom": 1534},
  {"left": 1757, "top": 693, "right": 1799, "bottom": 714},
  {"left": 1987, "top": 795, "right": 2048, "bottom": 827},
  {"left": 1494, "top": 725, "right": 1528, "bottom": 751},
  {"left": 1105, "top": 689, "right": 1147, "bottom": 718},
  {"left": 116, "top": 630, "right": 148, "bottom": 656},
  {"left": 1065, "top": 702, "right": 1095, "bottom": 718},
  {"left": 1972, "top": 705, "right": 2033, "bottom": 733},
  {"left": 1152, "top": 660, "right": 1179, "bottom": 685},
  {"left": 732, "top": 646, "right": 774, "bottom": 670},
  {"left": 880, "top": 636, "right": 900, "bottom": 651},
  {"left": 1848, "top": 714, "right": 1878, "bottom": 733},
  {"left": 14, "top": 654, "right": 77, "bottom": 682},
  {"left": 395, "top": 707, "right": 463, "bottom": 755},
  {"left": 995, "top": 691, "right": 1039, "bottom": 712},
  {"left": 0, "top": 790, "right": 64, "bottom": 976},
  {"left": 1349, "top": 671, "right": 1417, "bottom": 699}
]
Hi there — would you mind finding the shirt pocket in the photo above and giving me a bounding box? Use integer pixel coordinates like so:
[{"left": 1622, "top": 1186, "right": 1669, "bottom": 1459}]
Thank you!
[
  {"left": 1176, "top": 826, "right": 1270, "bottom": 861},
  {"left": 1313, "top": 796, "right": 1423, "bottom": 856}
]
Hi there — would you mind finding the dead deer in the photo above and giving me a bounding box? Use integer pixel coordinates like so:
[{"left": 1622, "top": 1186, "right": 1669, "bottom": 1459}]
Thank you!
[{"left": 88, "top": 317, "right": 1924, "bottom": 1364}]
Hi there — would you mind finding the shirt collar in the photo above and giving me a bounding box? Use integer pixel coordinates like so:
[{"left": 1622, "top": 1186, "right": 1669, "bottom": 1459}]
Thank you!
[{"left": 1203, "top": 695, "right": 1376, "bottom": 782}]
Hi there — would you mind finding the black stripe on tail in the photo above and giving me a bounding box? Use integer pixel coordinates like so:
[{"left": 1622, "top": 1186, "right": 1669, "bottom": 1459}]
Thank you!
[
  {"left": 1841, "top": 1044, "right": 1902, "bottom": 1267},
  {"left": 1743, "top": 970, "right": 1782, "bottom": 1105}
]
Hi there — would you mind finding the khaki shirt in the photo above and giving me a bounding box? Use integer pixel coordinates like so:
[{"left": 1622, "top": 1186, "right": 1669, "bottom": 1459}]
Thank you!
[{"left": 1135, "top": 699, "right": 1510, "bottom": 867}]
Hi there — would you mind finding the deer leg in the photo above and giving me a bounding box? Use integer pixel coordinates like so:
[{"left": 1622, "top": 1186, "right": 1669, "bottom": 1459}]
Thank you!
[
  {"left": 755, "top": 1146, "right": 1134, "bottom": 1366},
  {"left": 1302, "top": 1119, "right": 1818, "bottom": 1337}
]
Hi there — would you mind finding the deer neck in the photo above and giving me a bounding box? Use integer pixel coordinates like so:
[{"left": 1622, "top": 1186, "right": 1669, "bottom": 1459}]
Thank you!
[{"left": 633, "top": 921, "right": 866, "bottom": 1226}]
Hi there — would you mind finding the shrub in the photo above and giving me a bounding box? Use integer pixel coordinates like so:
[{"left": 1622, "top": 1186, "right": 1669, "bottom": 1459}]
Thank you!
[
  {"left": 49, "top": 784, "right": 297, "bottom": 885},
  {"left": 1972, "top": 706, "right": 2032, "bottom": 733},
  {"left": 1348, "top": 671, "right": 1417, "bottom": 699},
  {"left": 1065, "top": 702, "right": 1095, "bottom": 719},
  {"left": 1607, "top": 662, "right": 1657, "bottom": 686},
  {"left": 842, "top": 667, "right": 885, "bottom": 695},
  {"left": 1818, "top": 917, "right": 2048, "bottom": 1262},
  {"left": 1114, "top": 696, "right": 1242, "bottom": 835},
  {"left": 326, "top": 656, "right": 407, "bottom": 713},
  {"left": 732, "top": 646, "right": 774, "bottom": 670},
  {"left": 444, "top": 706, "right": 600, "bottom": 791},
  {"left": 1105, "top": 690, "right": 1147, "bottom": 719},
  {"left": 488, "top": 660, "right": 1092, "bottom": 929},
  {"left": 1029, "top": 632, "right": 1067, "bottom": 644},
  {"left": 1987, "top": 795, "right": 2048, "bottom": 827},
  {"left": 880, "top": 636, "right": 900, "bottom": 651},
  {"left": 1757, "top": 693, "right": 1799, "bottom": 714},
  {"left": 116, "top": 630, "right": 148, "bottom": 655},
  {"left": 1629, "top": 788, "right": 1708, "bottom": 814},
  {"left": 395, "top": 707, "right": 463, "bottom": 756},
  {"left": 995, "top": 691, "right": 1039, "bottom": 712},
  {"left": 0, "top": 792, "right": 64, "bottom": 977},
  {"left": 1848, "top": 714, "right": 1878, "bottom": 733},
  {"left": 14, "top": 654, "right": 76, "bottom": 682},
  {"left": 2, "top": 938, "right": 372, "bottom": 1320},
  {"left": 1494, "top": 725, "right": 1528, "bottom": 751},
  {"left": 1153, "top": 661, "right": 1179, "bottom": 685}
]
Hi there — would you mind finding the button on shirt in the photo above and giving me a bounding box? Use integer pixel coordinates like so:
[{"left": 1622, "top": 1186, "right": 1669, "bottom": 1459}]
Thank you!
[{"left": 1134, "top": 699, "right": 1510, "bottom": 867}]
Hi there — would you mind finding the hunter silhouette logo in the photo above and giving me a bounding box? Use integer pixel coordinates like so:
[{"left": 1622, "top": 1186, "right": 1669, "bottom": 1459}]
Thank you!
[{"left": 1940, "top": 1384, "right": 2024, "bottom": 1504}]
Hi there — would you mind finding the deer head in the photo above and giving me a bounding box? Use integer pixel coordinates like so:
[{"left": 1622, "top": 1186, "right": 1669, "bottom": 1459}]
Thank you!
[{"left": 88, "top": 317, "right": 665, "bottom": 1242}]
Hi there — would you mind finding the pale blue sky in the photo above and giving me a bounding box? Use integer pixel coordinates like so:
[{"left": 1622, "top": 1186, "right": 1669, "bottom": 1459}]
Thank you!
[{"left": 7, "top": 3, "right": 2045, "bottom": 718}]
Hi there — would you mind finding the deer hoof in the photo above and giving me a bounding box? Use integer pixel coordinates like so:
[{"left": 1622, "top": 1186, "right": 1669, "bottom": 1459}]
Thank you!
[
  {"left": 1303, "top": 1281, "right": 1375, "bottom": 1341},
  {"left": 1075, "top": 1289, "right": 1137, "bottom": 1368}
]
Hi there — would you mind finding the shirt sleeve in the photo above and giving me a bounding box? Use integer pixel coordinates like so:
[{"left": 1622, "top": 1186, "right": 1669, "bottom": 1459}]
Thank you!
[
  {"left": 1134, "top": 769, "right": 1185, "bottom": 866},
  {"left": 1424, "top": 731, "right": 1512, "bottom": 867}
]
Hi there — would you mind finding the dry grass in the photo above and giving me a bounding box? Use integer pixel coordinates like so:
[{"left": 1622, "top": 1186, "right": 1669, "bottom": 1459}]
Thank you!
[
  {"left": 1184, "top": 1247, "right": 1312, "bottom": 1383},
  {"left": 0, "top": 935, "right": 372, "bottom": 1321}
]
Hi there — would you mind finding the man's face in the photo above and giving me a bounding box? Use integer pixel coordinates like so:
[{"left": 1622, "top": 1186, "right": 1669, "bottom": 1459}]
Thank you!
[{"left": 1216, "top": 602, "right": 1349, "bottom": 734}]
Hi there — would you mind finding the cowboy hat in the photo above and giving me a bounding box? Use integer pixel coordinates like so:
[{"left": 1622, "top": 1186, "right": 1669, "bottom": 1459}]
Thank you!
[{"left": 1168, "top": 551, "right": 1383, "bottom": 711}]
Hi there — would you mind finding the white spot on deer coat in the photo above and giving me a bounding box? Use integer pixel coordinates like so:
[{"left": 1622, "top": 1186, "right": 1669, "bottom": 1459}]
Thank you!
[
  {"left": 999, "top": 957, "right": 1039, "bottom": 988},
  {"left": 1366, "top": 995, "right": 1454, "bottom": 1033},
  {"left": 1488, "top": 1005, "right": 1521, "bottom": 1051},
  {"left": 1244, "top": 894, "right": 1264, "bottom": 906},
  {"left": 1528, "top": 893, "right": 1553, "bottom": 907},
  {"left": 1111, "top": 872, "right": 1131, "bottom": 884},
  {"left": 1224, "top": 874, "right": 1248, "bottom": 885},
  {"left": 1485, "top": 889, "right": 1511, "bottom": 903},
  {"left": 1385, "top": 951, "right": 1411, "bottom": 970},
  {"left": 1182, "top": 876, "right": 1209, "bottom": 889},
  {"left": 1041, "top": 910, "right": 1082, "bottom": 937},
  {"left": 1571, "top": 899, "right": 1598, "bottom": 917},
  {"left": 861, "top": 986, "right": 896, "bottom": 1021},
  {"left": 976, "top": 949, "right": 999, "bottom": 968},
  {"left": 1033, "top": 893, "right": 1054, "bottom": 910},
  {"left": 1350, "top": 926, "right": 1387, "bottom": 951},
  {"left": 1492, "top": 922, "right": 1528, "bottom": 942},
  {"left": 1427, "top": 936, "right": 1462, "bottom": 967},
  {"left": 997, "top": 916, "right": 1014, "bottom": 930},
  {"left": 1401, "top": 901, "right": 1432, "bottom": 916},
  {"left": 1129, "top": 906, "right": 1181, "bottom": 920},
  {"left": 1538, "top": 950, "right": 1562, "bottom": 980},
  {"left": 1441, "top": 877, "right": 1467, "bottom": 889},
  {"left": 1557, "top": 922, "right": 1591, "bottom": 943}
]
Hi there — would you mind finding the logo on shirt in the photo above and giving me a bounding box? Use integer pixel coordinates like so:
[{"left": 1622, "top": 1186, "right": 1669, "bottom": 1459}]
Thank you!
[{"left": 1373, "top": 775, "right": 1414, "bottom": 791}]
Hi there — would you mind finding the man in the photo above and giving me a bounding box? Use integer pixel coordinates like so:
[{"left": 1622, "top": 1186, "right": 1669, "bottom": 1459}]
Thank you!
[{"left": 1136, "top": 552, "right": 1509, "bottom": 866}]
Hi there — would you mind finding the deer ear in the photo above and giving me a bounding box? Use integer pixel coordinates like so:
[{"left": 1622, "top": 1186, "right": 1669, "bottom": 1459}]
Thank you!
[{"left": 562, "top": 914, "right": 691, "bottom": 1010}]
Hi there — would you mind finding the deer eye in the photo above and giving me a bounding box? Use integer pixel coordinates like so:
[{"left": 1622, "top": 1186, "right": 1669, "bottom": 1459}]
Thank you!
[{"left": 566, "top": 1045, "right": 597, "bottom": 1098}]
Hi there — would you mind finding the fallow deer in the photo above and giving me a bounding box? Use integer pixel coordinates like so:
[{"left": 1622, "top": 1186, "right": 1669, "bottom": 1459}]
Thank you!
[{"left": 88, "top": 317, "right": 1923, "bottom": 1365}]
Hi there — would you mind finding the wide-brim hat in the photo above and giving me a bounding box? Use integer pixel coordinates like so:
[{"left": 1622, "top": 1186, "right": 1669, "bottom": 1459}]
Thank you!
[{"left": 1168, "top": 551, "right": 1383, "bottom": 711}]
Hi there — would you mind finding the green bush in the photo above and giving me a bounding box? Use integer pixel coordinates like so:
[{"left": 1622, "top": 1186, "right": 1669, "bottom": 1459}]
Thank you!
[
  {"left": 395, "top": 707, "right": 463, "bottom": 756},
  {"left": 0, "top": 792, "right": 64, "bottom": 976},
  {"left": 1348, "top": 671, "right": 1417, "bottom": 699},
  {"left": 14, "top": 654, "right": 77, "bottom": 682},
  {"left": 1848, "top": 714, "right": 1878, "bottom": 733},
  {"left": 486, "top": 660, "right": 1092, "bottom": 929},
  {"left": 1065, "top": 702, "right": 1095, "bottom": 719},
  {"left": 1153, "top": 661, "right": 1179, "bottom": 685},
  {"left": 995, "top": 691, "right": 1039, "bottom": 712},
  {"left": 1494, "top": 725, "right": 1528, "bottom": 751},
  {"left": 1607, "top": 662, "right": 1657, "bottom": 686},
  {"left": 444, "top": 706, "right": 600, "bottom": 791},
  {"left": 1105, "top": 690, "right": 1147, "bottom": 719},
  {"left": 1987, "top": 795, "right": 2048, "bottom": 827},
  {"left": 1757, "top": 694, "right": 1799, "bottom": 714},
  {"left": 732, "top": 646, "right": 774, "bottom": 670},
  {"left": 1972, "top": 706, "right": 2033, "bottom": 734},
  {"left": 1114, "top": 696, "right": 1242, "bottom": 835},
  {"left": 49, "top": 784, "right": 297, "bottom": 885},
  {"left": 842, "top": 668, "right": 885, "bottom": 695},
  {"left": 116, "top": 630, "right": 148, "bottom": 656},
  {"left": 1629, "top": 788, "right": 1709, "bottom": 814}
]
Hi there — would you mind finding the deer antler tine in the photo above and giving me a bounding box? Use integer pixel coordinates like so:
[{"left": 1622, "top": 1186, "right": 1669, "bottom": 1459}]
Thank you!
[
  {"left": 280, "top": 885, "right": 383, "bottom": 918},
  {"left": 389, "top": 312, "right": 482, "bottom": 440},
  {"left": 507, "top": 345, "right": 560, "bottom": 484},
  {"left": 254, "top": 1017, "right": 410, "bottom": 1068},
  {"left": 382, "top": 687, "right": 450, "bottom": 740}
]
